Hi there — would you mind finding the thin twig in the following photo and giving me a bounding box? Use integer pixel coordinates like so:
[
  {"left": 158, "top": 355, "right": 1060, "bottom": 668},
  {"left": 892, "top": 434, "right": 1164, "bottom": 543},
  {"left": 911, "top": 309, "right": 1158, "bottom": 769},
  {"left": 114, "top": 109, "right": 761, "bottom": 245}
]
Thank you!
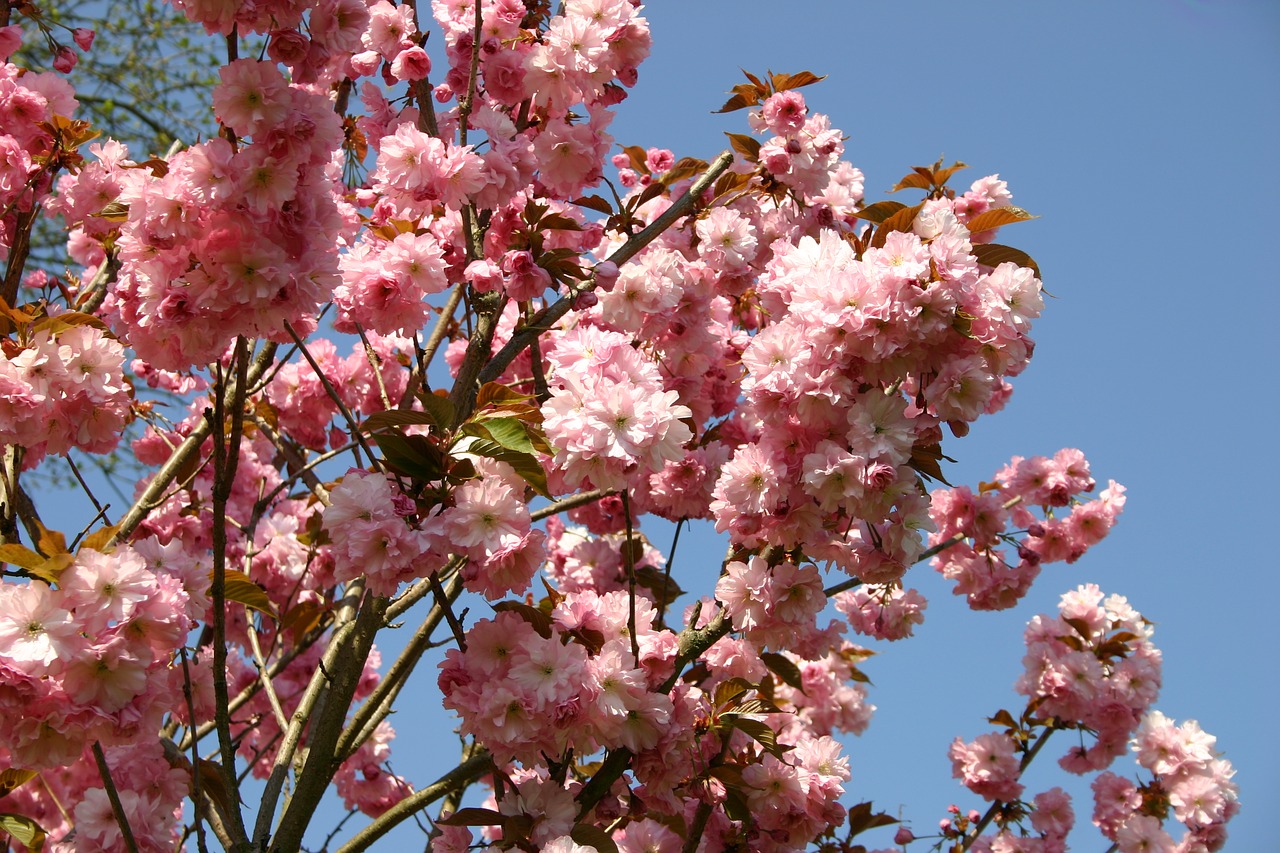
[{"left": 92, "top": 741, "right": 142, "bottom": 853}]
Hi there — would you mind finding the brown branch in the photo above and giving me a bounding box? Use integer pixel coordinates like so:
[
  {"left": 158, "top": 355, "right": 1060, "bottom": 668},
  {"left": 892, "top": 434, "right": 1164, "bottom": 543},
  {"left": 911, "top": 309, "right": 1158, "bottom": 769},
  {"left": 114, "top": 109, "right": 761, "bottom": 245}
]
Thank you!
[
  {"left": 92, "top": 741, "right": 142, "bottom": 853},
  {"left": 478, "top": 150, "right": 735, "bottom": 386},
  {"left": 333, "top": 750, "right": 493, "bottom": 853}
]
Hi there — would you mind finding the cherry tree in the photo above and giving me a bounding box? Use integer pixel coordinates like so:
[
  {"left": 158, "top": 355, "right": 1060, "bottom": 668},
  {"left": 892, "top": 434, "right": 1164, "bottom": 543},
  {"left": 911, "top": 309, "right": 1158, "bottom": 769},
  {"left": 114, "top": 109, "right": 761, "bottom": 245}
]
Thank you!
[{"left": 0, "top": 1, "right": 1237, "bottom": 852}]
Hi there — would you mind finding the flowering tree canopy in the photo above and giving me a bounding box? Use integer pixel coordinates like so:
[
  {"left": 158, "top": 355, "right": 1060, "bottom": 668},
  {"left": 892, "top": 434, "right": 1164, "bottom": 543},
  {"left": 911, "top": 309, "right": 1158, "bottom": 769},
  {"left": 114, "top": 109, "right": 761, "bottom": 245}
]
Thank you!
[{"left": 0, "top": 2, "right": 1237, "bottom": 852}]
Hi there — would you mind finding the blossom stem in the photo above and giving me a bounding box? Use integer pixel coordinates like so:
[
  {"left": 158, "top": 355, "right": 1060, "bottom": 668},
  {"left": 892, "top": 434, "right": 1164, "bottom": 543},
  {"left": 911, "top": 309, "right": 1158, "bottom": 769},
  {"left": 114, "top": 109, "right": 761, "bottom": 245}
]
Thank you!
[
  {"left": 115, "top": 342, "right": 278, "bottom": 542},
  {"left": 284, "top": 321, "right": 382, "bottom": 471},
  {"left": 332, "top": 749, "right": 493, "bottom": 853},
  {"left": 621, "top": 490, "right": 641, "bottom": 663},
  {"left": 208, "top": 337, "right": 253, "bottom": 851},
  {"left": 962, "top": 726, "right": 1056, "bottom": 850},
  {"left": 400, "top": 282, "right": 466, "bottom": 410},
  {"left": 92, "top": 742, "right": 141, "bottom": 853}
]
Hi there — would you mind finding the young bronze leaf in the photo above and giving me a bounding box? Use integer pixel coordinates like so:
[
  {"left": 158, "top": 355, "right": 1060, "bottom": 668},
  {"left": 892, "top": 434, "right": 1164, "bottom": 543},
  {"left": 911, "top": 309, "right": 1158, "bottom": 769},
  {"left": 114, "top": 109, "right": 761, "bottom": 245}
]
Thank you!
[
  {"left": 217, "top": 569, "right": 279, "bottom": 619},
  {"left": 659, "top": 157, "right": 708, "bottom": 186},
  {"left": 964, "top": 206, "right": 1038, "bottom": 233},
  {"left": 622, "top": 144, "right": 650, "bottom": 175},
  {"left": 634, "top": 565, "right": 684, "bottom": 607},
  {"left": 571, "top": 824, "right": 620, "bottom": 853},
  {"left": 28, "top": 553, "right": 74, "bottom": 585},
  {"left": 0, "top": 769, "right": 37, "bottom": 799},
  {"left": 493, "top": 601, "right": 554, "bottom": 639},
  {"left": 713, "top": 92, "right": 757, "bottom": 114},
  {"left": 851, "top": 200, "right": 907, "bottom": 224},
  {"left": 0, "top": 812, "right": 47, "bottom": 851},
  {"left": 931, "top": 160, "right": 969, "bottom": 187},
  {"left": 773, "top": 70, "right": 826, "bottom": 91},
  {"left": 0, "top": 544, "right": 46, "bottom": 572},
  {"left": 437, "top": 807, "right": 506, "bottom": 826},
  {"left": 729, "top": 716, "right": 782, "bottom": 757},
  {"left": 971, "top": 243, "right": 1042, "bottom": 279},
  {"left": 870, "top": 203, "right": 923, "bottom": 248},
  {"left": 760, "top": 651, "right": 806, "bottom": 693},
  {"left": 572, "top": 194, "right": 614, "bottom": 215},
  {"left": 361, "top": 410, "right": 439, "bottom": 432},
  {"left": 889, "top": 171, "right": 932, "bottom": 193},
  {"left": 725, "top": 132, "right": 761, "bottom": 163},
  {"left": 35, "top": 521, "right": 68, "bottom": 558}
]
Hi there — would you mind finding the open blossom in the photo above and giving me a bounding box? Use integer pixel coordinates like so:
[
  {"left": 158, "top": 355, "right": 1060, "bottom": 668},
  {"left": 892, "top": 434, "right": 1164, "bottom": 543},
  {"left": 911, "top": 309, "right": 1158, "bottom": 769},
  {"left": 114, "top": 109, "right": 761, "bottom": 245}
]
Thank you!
[{"left": 950, "top": 732, "right": 1025, "bottom": 803}]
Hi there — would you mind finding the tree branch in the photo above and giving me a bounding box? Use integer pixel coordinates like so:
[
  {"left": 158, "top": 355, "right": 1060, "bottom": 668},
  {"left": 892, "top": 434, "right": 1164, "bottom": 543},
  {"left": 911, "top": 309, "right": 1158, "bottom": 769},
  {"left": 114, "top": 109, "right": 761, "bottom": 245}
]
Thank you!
[{"left": 477, "top": 150, "right": 735, "bottom": 386}]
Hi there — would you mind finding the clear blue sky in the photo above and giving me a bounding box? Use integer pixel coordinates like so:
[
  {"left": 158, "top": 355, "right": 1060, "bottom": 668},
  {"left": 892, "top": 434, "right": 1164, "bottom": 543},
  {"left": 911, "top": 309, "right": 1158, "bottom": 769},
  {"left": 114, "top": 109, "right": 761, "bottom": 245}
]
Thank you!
[{"left": 367, "top": 2, "right": 1280, "bottom": 849}]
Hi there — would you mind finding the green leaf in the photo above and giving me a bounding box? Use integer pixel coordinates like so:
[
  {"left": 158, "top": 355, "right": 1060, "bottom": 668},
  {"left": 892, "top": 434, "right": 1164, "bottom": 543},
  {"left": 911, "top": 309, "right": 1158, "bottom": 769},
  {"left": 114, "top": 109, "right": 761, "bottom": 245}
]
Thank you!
[
  {"left": 216, "top": 569, "right": 278, "bottom": 619},
  {"left": 464, "top": 438, "right": 551, "bottom": 498},
  {"left": 760, "top": 652, "right": 806, "bottom": 694},
  {"left": 419, "top": 392, "right": 456, "bottom": 430},
  {"left": 0, "top": 813, "right": 46, "bottom": 851},
  {"left": 965, "top": 206, "right": 1038, "bottom": 233},
  {"left": 721, "top": 785, "right": 752, "bottom": 823},
  {"left": 971, "top": 243, "right": 1042, "bottom": 279}
]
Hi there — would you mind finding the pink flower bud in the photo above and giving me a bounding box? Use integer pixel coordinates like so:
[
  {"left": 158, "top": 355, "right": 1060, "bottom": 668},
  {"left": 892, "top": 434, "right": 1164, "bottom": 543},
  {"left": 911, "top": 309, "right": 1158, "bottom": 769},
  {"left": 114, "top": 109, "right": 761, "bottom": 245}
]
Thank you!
[
  {"left": 390, "top": 45, "right": 432, "bottom": 82},
  {"left": 573, "top": 290, "right": 599, "bottom": 310},
  {"left": 267, "top": 28, "right": 310, "bottom": 66},
  {"left": 349, "top": 49, "right": 382, "bottom": 77},
  {"left": 71, "top": 28, "right": 96, "bottom": 51},
  {"left": 592, "top": 261, "right": 619, "bottom": 292},
  {"left": 53, "top": 45, "right": 78, "bottom": 73},
  {"left": 893, "top": 826, "right": 915, "bottom": 845}
]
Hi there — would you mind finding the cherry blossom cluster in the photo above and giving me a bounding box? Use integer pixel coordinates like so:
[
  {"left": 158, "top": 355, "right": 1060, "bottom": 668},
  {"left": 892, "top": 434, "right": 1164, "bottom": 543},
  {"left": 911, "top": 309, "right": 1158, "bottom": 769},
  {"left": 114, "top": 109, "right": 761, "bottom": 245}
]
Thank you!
[
  {"left": 937, "top": 586, "right": 1236, "bottom": 852},
  {"left": 0, "top": 543, "right": 192, "bottom": 768},
  {"left": 928, "top": 449, "right": 1127, "bottom": 611},
  {"left": 1090, "top": 712, "right": 1239, "bottom": 853},
  {"left": 0, "top": 323, "right": 132, "bottom": 462}
]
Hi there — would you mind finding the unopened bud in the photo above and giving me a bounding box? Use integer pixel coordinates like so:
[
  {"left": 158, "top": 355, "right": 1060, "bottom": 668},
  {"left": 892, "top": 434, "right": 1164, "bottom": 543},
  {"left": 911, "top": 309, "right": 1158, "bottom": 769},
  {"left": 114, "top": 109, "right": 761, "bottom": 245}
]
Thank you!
[
  {"left": 592, "top": 261, "right": 619, "bottom": 292},
  {"left": 893, "top": 826, "right": 915, "bottom": 845}
]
